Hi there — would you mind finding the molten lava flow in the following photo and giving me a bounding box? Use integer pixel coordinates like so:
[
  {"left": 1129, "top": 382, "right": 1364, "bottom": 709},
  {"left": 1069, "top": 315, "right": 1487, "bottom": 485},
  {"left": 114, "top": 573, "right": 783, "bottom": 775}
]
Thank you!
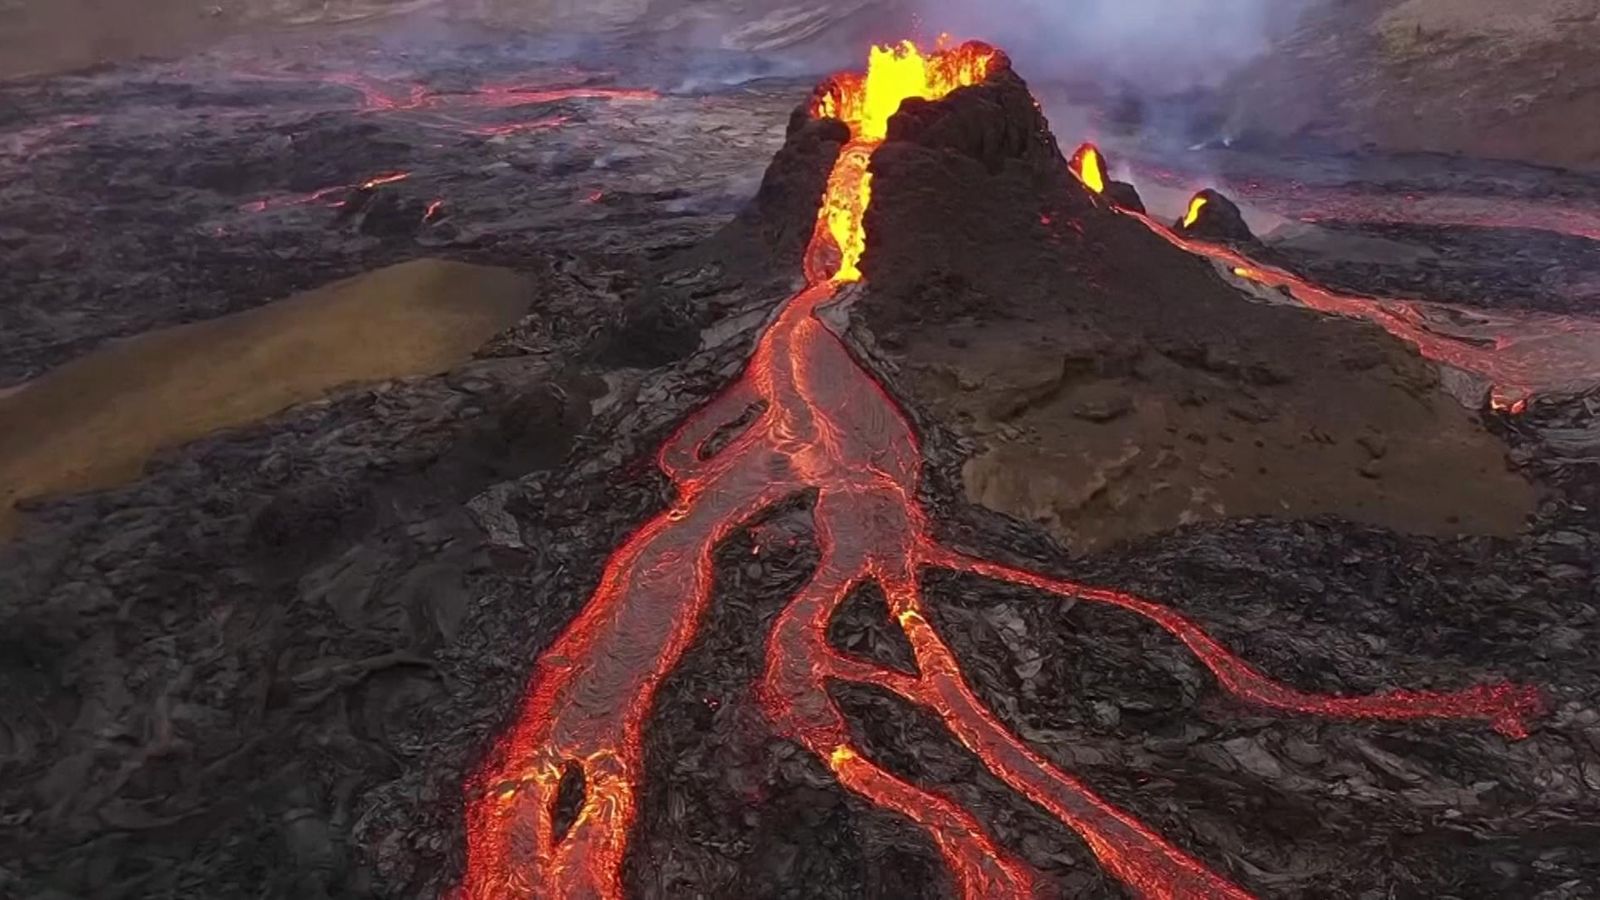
[
  {"left": 1070, "top": 142, "right": 1107, "bottom": 194},
  {"left": 1182, "top": 192, "right": 1209, "bottom": 228},
  {"left": 233, "top": 67, "right": 656, "bottom": 137},
  {"left": 240, "top": 171, "right": 411, "bottom": 214},
  {"left": 1140, "top": 209, "right": 1600, "bottom": 404},
  {"left": 323, "top": 74, "right": 659, "bottom": 115},
  {"left": 360, "top": 172, "right": 411, "bottom": 190},
  {"left": 811, "top": 40, "right": 999, "bottom": 144},
  {"left": 1128, "top": 166, "right": 1600, "bottom": 243},
  {"left": 805, "top": 40, "right": 1000, "bottom": 283},
  {"left": 462, "top": 40, "right": 1546, "bottom": 900}
]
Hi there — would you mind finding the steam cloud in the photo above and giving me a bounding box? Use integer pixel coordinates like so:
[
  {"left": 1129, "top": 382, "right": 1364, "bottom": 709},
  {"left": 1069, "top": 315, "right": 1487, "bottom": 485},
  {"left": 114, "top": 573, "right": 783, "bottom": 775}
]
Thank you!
[{"left": 915, "top": 0, "right": 1311, "bottom": 92}]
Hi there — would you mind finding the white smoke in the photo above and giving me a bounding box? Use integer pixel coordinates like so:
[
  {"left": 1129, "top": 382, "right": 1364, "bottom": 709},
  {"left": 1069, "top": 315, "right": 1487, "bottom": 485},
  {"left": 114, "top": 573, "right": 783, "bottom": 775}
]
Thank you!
[{"left": 911, "top": 0, "right": 1312, "bottom": 93}]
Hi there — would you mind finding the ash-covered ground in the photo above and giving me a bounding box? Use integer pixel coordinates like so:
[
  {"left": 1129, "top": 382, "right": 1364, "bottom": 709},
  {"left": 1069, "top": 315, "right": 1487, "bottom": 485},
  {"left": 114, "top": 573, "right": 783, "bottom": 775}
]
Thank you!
[{"left": 2, "top": 29, "right": 1599, "bottom": 900}]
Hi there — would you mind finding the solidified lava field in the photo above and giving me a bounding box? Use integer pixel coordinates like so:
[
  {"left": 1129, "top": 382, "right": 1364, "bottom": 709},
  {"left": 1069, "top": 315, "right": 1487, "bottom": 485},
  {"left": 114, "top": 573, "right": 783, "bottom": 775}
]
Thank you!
[{"left": 2, "top": 30, "right": 1600, "bottom": 900}]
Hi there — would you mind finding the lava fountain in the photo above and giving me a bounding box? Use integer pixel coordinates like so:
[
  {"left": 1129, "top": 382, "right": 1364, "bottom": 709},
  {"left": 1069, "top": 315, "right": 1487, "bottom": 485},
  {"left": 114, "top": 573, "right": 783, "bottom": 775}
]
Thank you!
[
  {"left": 460, "top": 41, "right": 1545, "bottom": 900},
  {"left": 1069, "top": 142, "right": 1107, "bottom": 195}
]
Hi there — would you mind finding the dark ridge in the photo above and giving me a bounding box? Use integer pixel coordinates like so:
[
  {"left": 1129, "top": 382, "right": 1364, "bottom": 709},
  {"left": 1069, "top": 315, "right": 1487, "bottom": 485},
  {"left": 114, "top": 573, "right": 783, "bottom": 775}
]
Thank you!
[{"left": 825, "top": 580, "right": 919, "bottom": 677}]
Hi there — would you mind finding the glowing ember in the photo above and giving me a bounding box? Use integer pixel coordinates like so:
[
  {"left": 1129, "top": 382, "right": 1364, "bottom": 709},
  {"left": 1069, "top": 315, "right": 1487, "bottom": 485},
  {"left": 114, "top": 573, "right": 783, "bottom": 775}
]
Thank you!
[
  {"left": 360, "top": 172, "right": 410, "bottom": 190},
  {"left": 423, "top": 199, "right": 445, "bottom": 222},
  {"left": 1070, "top": 142, "right": 1107, "bottom": 194},
  {"left": 1182, "top": 193, "right": 1209, "bottom": 228},
  {"left": 1127, "top": 166, "right": 1600, "bottom": 243},
  {"left": 1490, "top": 394, "right": 1531, "bottom": 416},
  {"left": 461, "top": 40, "right": 1546, "bottom": 900},
  {"left": 1142, "top": 207, "right": 1600, "bottom": 403},
  {"left": 231, "top": 68, "right": 656, "bottom": 137},
  {"left": 241, "top": 171, "right": 412, "bottom": 215}
]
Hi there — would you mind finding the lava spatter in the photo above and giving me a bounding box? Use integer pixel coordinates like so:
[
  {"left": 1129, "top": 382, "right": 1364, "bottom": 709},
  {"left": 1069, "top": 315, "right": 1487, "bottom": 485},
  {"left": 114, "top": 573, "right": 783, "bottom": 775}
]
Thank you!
[
  {"left": 461, "top": 40, "right": 1545, "bottom": 900},
  {"left": 1069, "top": 142, "right": 1107, "bottom": 195}
]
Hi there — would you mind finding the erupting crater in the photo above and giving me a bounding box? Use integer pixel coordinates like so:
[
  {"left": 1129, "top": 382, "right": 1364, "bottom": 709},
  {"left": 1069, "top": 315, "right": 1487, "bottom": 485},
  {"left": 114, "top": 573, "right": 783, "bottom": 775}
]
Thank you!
[{"left": 461, "top": 41, "right": 1546, "bottom": 900}]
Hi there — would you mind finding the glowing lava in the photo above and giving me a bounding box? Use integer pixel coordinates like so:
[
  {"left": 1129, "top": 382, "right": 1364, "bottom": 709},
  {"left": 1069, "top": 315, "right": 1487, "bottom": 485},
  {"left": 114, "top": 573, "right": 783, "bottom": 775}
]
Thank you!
[
  {"left": 1070, "top": 142, "right": 1107, "bottom": 194},
  {"left": 807, "top": 40, "right": 1000, "bottom": 282},
  {"left": 360, "top": 172, "right": 411, "bottom": 190},
  {"left": 1182, "top": 192, "right": 1209, "bottom": 228},
  {"left": 232, "top": 67, "right": 656, "bottom": 137},
  {"left": 1135, "top": 208, "right": 1600, "bottom": 405},
  {"left": 323, "top": 74, "right": 659, "bottom": 116},
  {"left": 240, "top": 170, "right": 411, "bottom": 214},
  {"left": 1127, "top": 166, "right": 1600, "bottom": 243},
  {"left": 461, "top": 41, "right": 1545, "bottom": 900}
]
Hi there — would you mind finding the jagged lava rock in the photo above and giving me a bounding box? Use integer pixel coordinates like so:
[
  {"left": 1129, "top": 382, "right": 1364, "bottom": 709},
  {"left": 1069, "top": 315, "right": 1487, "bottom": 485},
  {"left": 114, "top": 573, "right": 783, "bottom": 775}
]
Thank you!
[{"left": 1175, "top": 188, "right": 1259, "bottom": 245}]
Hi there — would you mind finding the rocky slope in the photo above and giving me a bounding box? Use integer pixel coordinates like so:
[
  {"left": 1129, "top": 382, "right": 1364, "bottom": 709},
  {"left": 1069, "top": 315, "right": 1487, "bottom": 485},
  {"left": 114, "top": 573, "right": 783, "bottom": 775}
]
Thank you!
[{"left": 1225, "top": 0, "right": 1600, "bottom": 168}]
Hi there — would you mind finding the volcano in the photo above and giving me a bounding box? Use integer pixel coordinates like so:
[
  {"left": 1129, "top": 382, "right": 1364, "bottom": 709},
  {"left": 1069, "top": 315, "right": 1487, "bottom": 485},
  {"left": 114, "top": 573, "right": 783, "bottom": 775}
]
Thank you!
[
  {"left": 462, "top": 41, "right": 1549, "bottom": 900},
  {"left": 2, "top": 27, "right": 1599, "bottom": 900}
]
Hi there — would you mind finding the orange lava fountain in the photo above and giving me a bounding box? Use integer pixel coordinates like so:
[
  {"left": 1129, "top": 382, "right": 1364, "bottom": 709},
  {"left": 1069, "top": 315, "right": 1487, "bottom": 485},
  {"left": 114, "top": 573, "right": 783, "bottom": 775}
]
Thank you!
[
  {"left": 1069, "top": 142, "right": 1107, "bottom": 194},
  {"left": 460, "top": 40, "right": 1545, "bottom": 900}
]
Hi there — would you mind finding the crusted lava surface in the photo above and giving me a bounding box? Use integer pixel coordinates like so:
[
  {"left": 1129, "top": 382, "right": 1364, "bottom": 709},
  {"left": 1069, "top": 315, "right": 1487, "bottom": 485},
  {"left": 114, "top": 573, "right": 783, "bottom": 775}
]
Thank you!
[
  {"left": 1, "top": 34, "right": 1598, "bottom": 900},
  {"left": 1093, "top": 144, "right": 1600, "bottom": 316},
  {"left": 0, "top": 33, "right": 799, "bottom": 386}
]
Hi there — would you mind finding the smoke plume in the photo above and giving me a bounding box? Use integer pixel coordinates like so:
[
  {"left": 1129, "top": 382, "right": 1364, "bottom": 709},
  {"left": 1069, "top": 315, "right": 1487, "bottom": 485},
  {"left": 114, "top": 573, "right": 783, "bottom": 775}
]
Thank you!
[{"left": 915, "top": 0, "right": 1311, "bottom": 93}]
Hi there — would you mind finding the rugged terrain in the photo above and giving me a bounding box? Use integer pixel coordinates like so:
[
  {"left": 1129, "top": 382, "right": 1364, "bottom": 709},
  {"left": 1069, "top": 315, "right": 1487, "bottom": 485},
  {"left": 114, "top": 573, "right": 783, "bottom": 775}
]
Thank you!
[
  {"left": 8, "top": 0, "right": 1599, "bottom": 169},
  {"left": 1, "top": 27, "right": 1598, "bottom": 900},
  {"left": 1223, "top": 0, "right": 1600, "bottom": 169}
]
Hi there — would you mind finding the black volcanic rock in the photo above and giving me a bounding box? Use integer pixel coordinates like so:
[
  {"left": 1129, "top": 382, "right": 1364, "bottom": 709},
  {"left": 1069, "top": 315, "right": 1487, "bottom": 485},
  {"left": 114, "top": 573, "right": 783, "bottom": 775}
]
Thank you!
[
  {"left": 1104, "top": 179, "right": 1146, "bottom": 213},
  {"left": 4, "top": 34, "right": 1596, "bottom": 900},
  {"left": 695, "top": 115, "right": 849, "bottom": 282},
  {"left": 884, "top": 68, "right": 1064, "bottom": 174},
  {"left": 1069, "top": 143, "right": 1147, "bottom": 213},
  {"left": 1174, "top": 188, "right": 1258, "bottom": 244}
]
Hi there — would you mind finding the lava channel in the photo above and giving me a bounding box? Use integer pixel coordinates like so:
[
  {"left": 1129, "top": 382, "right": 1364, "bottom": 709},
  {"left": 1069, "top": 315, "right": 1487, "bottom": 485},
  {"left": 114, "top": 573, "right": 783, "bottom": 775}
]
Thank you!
[
  {"left": 462, "top": 41, "right": 1547, "bottom": 900},
  {"left": 1147, "top": 204, "right": 1600, "bottom": 407},
  {"left": 229, "top": 66, "right": 656, "bottom": 136},
  {"left": 1070, "top": 145, "right": 1600, "bottom": 407}
]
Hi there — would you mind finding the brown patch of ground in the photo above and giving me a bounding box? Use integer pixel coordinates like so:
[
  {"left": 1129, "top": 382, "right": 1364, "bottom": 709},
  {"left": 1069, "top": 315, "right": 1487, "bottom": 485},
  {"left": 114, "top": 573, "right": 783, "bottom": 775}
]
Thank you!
[
  {"left": 897, "top": 317, "right": 1537, "bottom": 554},
  {"left": 0, "top": 258, "right": 527, "bottom": 538}
]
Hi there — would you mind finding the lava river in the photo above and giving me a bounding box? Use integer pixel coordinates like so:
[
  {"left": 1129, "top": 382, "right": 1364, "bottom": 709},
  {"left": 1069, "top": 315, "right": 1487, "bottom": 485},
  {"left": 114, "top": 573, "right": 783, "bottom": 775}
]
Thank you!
[
  {"left": 461, "top": 41, "right": 1546, "bottom": 900},
  {"left": 1068, "top": 147, "right": 1600, "bottom": 408}
]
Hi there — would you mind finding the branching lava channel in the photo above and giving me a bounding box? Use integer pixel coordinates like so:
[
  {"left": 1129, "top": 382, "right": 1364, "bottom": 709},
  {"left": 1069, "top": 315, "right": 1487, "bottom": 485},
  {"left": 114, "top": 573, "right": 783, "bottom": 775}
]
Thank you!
[{"left": 460, "top": 41, "right": 1545, "bottom": 900}]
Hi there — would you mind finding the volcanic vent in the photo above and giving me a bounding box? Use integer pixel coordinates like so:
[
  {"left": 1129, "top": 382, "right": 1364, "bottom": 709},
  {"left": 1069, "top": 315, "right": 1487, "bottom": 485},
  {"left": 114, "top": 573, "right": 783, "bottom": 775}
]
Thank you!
[{"left": 460, "top": 41, "right": 1549, "bottom": 900}]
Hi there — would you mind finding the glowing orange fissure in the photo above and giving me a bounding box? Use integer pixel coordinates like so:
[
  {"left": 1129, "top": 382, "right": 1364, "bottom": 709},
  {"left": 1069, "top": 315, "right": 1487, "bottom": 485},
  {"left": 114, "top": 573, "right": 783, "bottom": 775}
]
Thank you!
[
  {"left": 461, "top": 40, "right": 1545, "bottom": 900},
  {"left": 240, "top": 170, "right": 411, "bottom": 213}
]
